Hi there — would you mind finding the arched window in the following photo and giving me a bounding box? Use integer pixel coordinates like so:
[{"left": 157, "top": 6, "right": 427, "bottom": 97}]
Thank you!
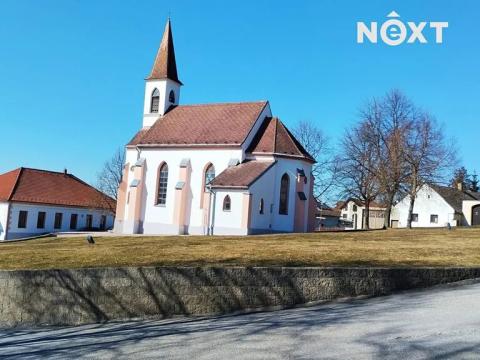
[
  {"left": 204, "top": 164, "right": 215, "bottom": 190},
  {"left": 279, "top": 173, "right": 289, "bottom": 215},
  {"left": 223, "top": 195, "right": 231, "bottom": 211},
  {"left": 169, "top": 90, "right": 175, "bottom": 103},
  {"left": 259, "top": 198, "right": 264, "bottom": 214},
  {"left": 156, "top": 163, "right": 168, "bottom": 205},
  {"left": 151, "top": 88, "right": 160, "bottom": 113}
]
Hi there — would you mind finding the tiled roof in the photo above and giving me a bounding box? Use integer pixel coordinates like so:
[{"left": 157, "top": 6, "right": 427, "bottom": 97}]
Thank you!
[
  {"left": 431, "top": 184, "right": 480, "bottom": 213},
  {"left": 210, "top": 160, "right": 275, "bottom": 189},
  {"left": 0, "top": 168, "right": 21, "bottom": 201},
  {"left": 0, "top": 168, "right": 115, "bottom": 211},
  {"left": 128, "top": 101, "right": 268, "bottom": 146},
  {"left": 146, "top": 19, "right": 181, "bottom": 84},
  {"left": 247, "top": 117, "right": 315, "bottom": 162}
]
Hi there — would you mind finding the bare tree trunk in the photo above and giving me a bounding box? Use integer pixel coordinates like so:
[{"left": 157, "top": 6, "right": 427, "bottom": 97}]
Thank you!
[
  {"left": 384, "top": 191, "right": 396, "bottom": 228},
  {"left": 407, "top": 195, "right": 416, "bottom": 229},
  {"left": 364, "top": 199, "right": 370, "bottom": 230}
]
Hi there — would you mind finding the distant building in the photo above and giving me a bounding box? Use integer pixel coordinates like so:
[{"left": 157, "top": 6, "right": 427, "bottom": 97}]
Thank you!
[
  {"left": 337, "top": 199, "right": 387, "bottom": 230},
  {"left": 315, "top": 203, "right": 341, "bottom": 230},
  {"left": 0, "top": 168, "right": 115, "bottom": 241},
  {"left": 391, "top": 183, "right": 480, "bottom": 228}
]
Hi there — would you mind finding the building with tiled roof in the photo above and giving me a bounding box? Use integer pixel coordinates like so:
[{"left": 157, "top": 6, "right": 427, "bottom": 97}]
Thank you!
[
  {"left": 391, "top": 183, "right": 480, "bottom": 228},
  {"left": 0, "top": 168, "right": 115, "bottom": 240},
  {"left": 115, "top": 19, "right": 316, "bottom": 236}
]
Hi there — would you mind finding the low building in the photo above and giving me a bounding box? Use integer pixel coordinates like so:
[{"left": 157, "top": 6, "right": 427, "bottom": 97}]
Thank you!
[
  {"left": 315, "top": 204, "right": 341, "bottom": 230},
  {"left": 391, "top": 184, "right": 480, "bottom": 228},
  {"left": 338, "top": 199, "right": 387, "bottom": 230},
  {"left": 0, "top": 168, "right": 116, "bottom": 240}
]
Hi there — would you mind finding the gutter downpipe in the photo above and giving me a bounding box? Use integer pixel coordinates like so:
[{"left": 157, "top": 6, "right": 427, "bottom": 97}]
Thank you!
[{"left": 207, "top": 185, "right": 216, "bottom": 235}]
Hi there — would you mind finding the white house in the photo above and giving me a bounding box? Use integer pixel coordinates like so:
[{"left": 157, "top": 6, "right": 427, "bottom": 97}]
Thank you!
[
  {"left": 338, "top": 199, "right": 386, "bottom": 230},
  {"left": 114, "top": 19, "right": 317, "bottom": 236},
  {"left": 391, "top": 183, "right": 480, "bottom": 228},
  {"left": 0, "top": 168, "right": 116, "bottom": 241}
]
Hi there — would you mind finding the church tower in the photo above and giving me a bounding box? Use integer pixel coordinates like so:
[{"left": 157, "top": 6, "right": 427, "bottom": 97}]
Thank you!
[{"left": 142, "top": 19, "right": 182, "bottom": 128}]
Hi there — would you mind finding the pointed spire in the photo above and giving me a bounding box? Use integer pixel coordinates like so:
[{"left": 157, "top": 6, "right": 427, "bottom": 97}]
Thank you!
[{"left": 146, "top": 18, "right": 182, "bottom": 84}]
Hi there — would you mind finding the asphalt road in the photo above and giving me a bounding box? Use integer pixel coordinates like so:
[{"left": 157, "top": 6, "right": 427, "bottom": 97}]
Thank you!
[{"left": 1, "top": 280, "right": 480, "bottom": 359}]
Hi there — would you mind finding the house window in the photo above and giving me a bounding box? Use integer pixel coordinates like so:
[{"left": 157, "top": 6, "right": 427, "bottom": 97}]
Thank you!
[
  {"left": 343, "top": 214, "right": 347, "bottom": 219},
  {"left": 169, "top": 90, "right": 175, "bottom": 103},
  {"left": 100, "top": 215, "right": 107, "bottom": 230},
  {"left": 353, "top": 205, "right": 358, "bottom": 212},
  {"left": 156, "top": 163, "right": 169, "bottom": 205},
  {"left": 223, "top": 195, "right": 231, "bottom": 211},
  {"left": 86, "top": 214, "right": 93, "bottom": 229},
  {"left": 279, "top": 173, "right": 289, "bottom": 215},
  {"left": 54, "top": 213, "right": 63, "bottom": 229},
  {"left": 259, "top": 198, "right": 264, "bottom": 214},
  {"left": 37, "top": 212, "right": 46, "bottom": 229},
  {"left": 412, "top": 213, "right": 419, "bottom": 222},
  {"left": 204, "top": 164, "right": 215, "bottom": 190},
  {"left": 150, "top": 88, "right": 160, "bottom": 113},
  {"left": 70, "top": 214, "right": 78, "bottom": 230},
  {"left": 430, "top": 214, "right": 438, "bottom": 224},
  {"left": 18, "top": 211, "right": 28, "bottom": 229}
]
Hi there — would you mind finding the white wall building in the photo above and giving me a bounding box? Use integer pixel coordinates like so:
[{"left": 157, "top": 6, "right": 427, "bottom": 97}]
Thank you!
[
  {"left": 338, "top": 199, "right": 386, "bottom": 230},
  {"left": 114, "top": 20, "right": 317, "bottom": 236},
  {"left": 391, "top": 184, "right": 480, "bottom": 228},
  {"left": 0, "top": 168, "right": 115, "bottom": 241}
]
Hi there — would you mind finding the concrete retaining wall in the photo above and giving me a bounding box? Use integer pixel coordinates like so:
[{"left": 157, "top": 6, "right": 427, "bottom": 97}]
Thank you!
[{"left": 1, "top": 266, "right": 479, "bottom": 327}]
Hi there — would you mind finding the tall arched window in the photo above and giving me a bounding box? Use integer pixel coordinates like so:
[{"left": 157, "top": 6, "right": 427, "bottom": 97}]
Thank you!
[
  {"left": 156, "top": 163, "right": 168, "bottom": 205},
  {"left": 169, "top": 90, "right": 175, "bottom": 103},
  {"left": 223, "top": 195, "right": 231, "bottom": 211},
  {"left": 279, "top": 173, "right": 290, "bottom": 215},
  {"left": 151, "top": 88, "right": 160, "bottom": 113},
  {"left": 259, "top": 198, "right": 264, "bottom": 214},
  {"left": 204, "top": 164, "right": 215, "bottom": 190}
]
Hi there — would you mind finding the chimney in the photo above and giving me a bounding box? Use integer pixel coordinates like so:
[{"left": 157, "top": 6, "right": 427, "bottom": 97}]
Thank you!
[
  {"left": 457, "top": 182, "right": 463, "bottom": 191},
  {"left": 64, "top": 168, "right": 68, "bottom": 176}
]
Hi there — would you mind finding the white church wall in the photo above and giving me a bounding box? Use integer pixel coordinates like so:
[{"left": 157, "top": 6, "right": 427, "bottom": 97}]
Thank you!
[
  {"left": 5, "top": 203, "right": 114, "bottom": 240},
  {"left": 0, "top": 202, "right": 9, "bottom": 241},
  {"left": 392, "top": 185, "right": 456, "bottom": 228},
  {"left": 211, "top": 190, "right": 247, "bottom": 235},
  {"left": 249, "top": 165, "right": 276, "bottom": 233},
  {"left": 268, "top": 158, "right": 313, "bottom": 233},
  {"left": 137, "top": 147, "right": 244, "bottom": 235}
]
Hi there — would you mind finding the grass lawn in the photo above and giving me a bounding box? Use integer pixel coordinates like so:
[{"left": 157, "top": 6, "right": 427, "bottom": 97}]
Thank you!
[{"left": 1, "top": 228, "right": 480, "bottom": 270}]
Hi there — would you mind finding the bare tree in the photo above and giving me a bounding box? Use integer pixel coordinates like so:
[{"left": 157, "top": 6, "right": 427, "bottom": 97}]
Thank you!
[
  {"left": 403, "top": 113, "right": 456, "bottom": 228},
  {"left": 292, "top": 120, "right": 338, "bottom": 203},
  {"left": 337, "top": 121, "right": 380, "bottom": 229},
  {"left": 360, "top": 90, "right": 412, "bottom": 227},
  {"left": 96, "top": 148, "right": 126, "bottom": 200}
]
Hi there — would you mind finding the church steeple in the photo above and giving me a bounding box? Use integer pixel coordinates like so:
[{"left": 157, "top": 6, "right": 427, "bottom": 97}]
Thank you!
[
  {"left": 146, "top": 18, "right": 182, "bottom": 85},
  {"left": 142, "top": 19, "right": 182, "bottom": 127}
]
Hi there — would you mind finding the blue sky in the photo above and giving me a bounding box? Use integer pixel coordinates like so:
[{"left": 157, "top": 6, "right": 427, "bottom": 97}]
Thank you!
[{"left": 0, "top": 0, "right": 478, "bottom": 185}]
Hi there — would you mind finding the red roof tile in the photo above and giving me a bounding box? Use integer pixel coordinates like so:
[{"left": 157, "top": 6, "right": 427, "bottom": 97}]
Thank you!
[
  {"left": 0, "top": 168, "right": 115, "bottom": 211},
  {"left": 247, "top": 117, "right": 314, "bottom": 162},
  {"left": 0, "top": 168, "right": 21, "bottom": 201},
  {"left": 210, "top": 160, "right": 275, "bottom": 189},
  {"left": 129, "top": 101, "right": 268, "bottom": 146},
  {"left": 146, "top": 19, "right": 181, "bottom": 84}
]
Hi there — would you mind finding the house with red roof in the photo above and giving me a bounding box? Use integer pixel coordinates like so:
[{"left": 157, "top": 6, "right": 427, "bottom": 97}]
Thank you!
[
  {"left": 0, "top": 168, "right": 115, "bottom": 240},
  {"left": 115, "top": 20, "right": 316, "bottom": 235}
]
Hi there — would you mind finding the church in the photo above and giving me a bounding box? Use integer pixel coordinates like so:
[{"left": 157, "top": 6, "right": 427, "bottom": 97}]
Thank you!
[{"left": 114, "top": 20, "right": 317, "bottom": 235}]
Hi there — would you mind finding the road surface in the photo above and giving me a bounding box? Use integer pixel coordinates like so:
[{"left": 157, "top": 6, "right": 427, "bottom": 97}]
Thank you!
[{"left": 1, "top": 280, "right": 480, "bottom": 359}]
